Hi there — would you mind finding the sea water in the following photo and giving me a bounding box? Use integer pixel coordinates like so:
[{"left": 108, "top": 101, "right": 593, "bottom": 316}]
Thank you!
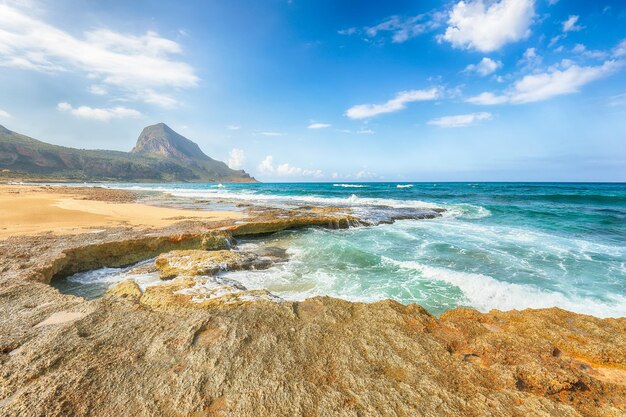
[{"left": 58, "top": 182, "right": 626, "bottom": 318}]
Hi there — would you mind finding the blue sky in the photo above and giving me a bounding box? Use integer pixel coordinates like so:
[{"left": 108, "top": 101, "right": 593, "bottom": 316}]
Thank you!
[{"left": 0, "top": 0, "right": 625, "bottom": 181}]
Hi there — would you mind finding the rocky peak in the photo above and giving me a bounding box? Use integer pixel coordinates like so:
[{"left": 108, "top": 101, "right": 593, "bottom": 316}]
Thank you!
[
  {"left": 131, "top": 123, "right": 210, "bottom": 162},
  {"left": 0, "top": 125, "right": 12, "bottom": 135}
]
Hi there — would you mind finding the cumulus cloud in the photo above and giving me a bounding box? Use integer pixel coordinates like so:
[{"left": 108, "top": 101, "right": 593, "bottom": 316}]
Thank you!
[
  {"left": 257, "top": 155, "right": 323, "bottom": 178},
  {"left": 307, "top": 122, "right": 331, "bottom": 129},
  {"left": 0, "top": 109, "right": 11, "bottom": 119},
  {"left": 258, "top": 155, "right": 275, "bottom": 174},
  {"left": 562, "top": 15, "right": 583, "bottom": 32},
  {"left": 0, "top": 4, "right": 198, "bottom": 106},
  {"left": 467, "top": 60, "right": 621, "bottom": 105},
  {"left": 346, "top": 88, "right": 439, "bottom": 119},
  {"left": 428, "top": 112, "right": 492, "bottom": 127},
  {"left": 228, "top": 148, "right": 246, "bottom": 170},
  {"left": 441, "top": 0, "right": 535, "bottom": 52},
  {"left": 464, "top": 57, "right": 502, "bottom": 76},
  {"left": 56, "top": 102, "right": 141, "bottom": 121}
]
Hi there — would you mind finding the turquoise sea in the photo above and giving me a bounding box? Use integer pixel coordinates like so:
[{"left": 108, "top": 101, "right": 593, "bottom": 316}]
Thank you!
[{"left": 58, "top": 182, "right": 626, "bottom": 318}]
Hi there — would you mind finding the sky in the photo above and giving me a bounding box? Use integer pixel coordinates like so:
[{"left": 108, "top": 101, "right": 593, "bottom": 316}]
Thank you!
[{"left": 0, "top": 0, "right": 625, "bottom": 182}]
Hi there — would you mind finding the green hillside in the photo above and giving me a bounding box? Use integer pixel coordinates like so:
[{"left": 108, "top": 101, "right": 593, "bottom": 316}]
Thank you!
[{"left": 0, "top": 124, "right": 256, "bottom": 182}]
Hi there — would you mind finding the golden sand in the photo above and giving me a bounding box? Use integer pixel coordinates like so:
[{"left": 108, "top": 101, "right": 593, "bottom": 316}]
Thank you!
[{"left": 0, "top": 184, "right": 242, "bottom": 238}]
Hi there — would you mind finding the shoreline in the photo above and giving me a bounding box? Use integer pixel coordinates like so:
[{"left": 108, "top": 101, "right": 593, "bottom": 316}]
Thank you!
[
  {"left": 0, "top": 183, "right": 624, "bottom": 416},
  {"left": 0, "top": 184, "right": 244, "bottom": 239}
]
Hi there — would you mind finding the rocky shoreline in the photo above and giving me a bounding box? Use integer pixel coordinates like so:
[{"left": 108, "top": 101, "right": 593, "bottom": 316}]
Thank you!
[{"left": 0, "top": 186, "right": 624, "bottom": 416}]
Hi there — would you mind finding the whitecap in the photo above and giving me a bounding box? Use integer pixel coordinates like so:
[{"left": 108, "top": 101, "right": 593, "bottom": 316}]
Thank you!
[
  {"left": 333, "top": 184, "right": 367, "bottom": 188},
  {"left": 383, "top": 257, "right": 626, "bottom": 318}
]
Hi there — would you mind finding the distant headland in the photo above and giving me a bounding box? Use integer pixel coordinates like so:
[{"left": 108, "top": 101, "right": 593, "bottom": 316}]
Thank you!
[{"left": 0, "top": 123, "right": 256, "bottom": 183}]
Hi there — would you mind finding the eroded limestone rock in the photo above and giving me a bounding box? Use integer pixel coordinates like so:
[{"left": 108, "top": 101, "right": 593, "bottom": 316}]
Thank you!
[
  {"left": 154, "top": 249, "right": 272, "bottom": 280},
  {"left": 138, "top": 276, "right": 280, "bottom": 310},
  {"left": 105, "top": 279, "right": 142, "bottom": 301}
]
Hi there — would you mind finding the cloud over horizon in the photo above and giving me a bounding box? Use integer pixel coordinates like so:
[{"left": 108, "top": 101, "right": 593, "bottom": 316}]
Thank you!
[
  {"left": 258, "top": 155, "right": 323, "bottom": 178},
  {"left": 228, "top": 148, "right": 246, "bottom": 169}
]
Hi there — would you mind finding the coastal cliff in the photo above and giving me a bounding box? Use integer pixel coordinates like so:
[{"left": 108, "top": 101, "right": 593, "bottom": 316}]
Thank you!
[{"left": 0, "top": 186, "right": 624, "bottom": 417}]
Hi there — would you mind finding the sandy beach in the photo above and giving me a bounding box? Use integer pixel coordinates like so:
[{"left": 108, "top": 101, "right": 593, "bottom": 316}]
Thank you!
[{"left": 0, "top": 184, "right": 243, "bottom": 239}]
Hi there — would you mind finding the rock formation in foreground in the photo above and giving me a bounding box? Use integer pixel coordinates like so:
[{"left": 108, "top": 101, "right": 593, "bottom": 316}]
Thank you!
[
  {"left": 0, "top": 189, "right": 624, "bottom": 416},
  {"left": 0, "top": 123, "right": 256, "bottom": 182}
]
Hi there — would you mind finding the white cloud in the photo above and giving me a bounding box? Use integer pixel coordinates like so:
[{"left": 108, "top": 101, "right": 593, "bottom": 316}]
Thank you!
[
  {"left": 464, "top": 57, "right": 502, "bottom": 76},
  {"left": 613, "top": 39, "right": 626, "bottom": 57},
  {"left": 257, "top": 131, "right": 285, "bottom": 137},
  {"left": 572, "top": 44, "right": 608, "bottom": 60},
  {"left": 136, "top": 89, "right": 180, "bottom": 108},
  {"left": 608, "top": 92, "right": 626, "bottom": 107},
  {"left": 257, "top": 155, "right": 323, "bottom": 178},
  {"left": 337, "top": 128, "right": 375, "bottom": 134},
  {"left": 466, "top": 92, "right": 509, "bottom": 105},
  {"left": 56, "top": 102, "right": 141, "bottom": 121},
  {"left": 562, "top": 15, "right": 583, "bottom": 32},
  {"left": 363, "top": 11, "right": 447, "bottom": 43},
  {"left": 549, "top": 34, "right": 564, "bottom": 48},
  {"left": 0, "top": 4, "right": 198, "bottom": 105},
  {"left": 441, "top": 0, "right": 535, "bottom": 52},
  {"left": 0, "top": 109, "right": 11, "bottom": 119},
  {"left": 88, "top": 85, "right": 107, "bottom": 95},
  {"left": 547, "top": 0, "right": 559, "bottom": 5},
  {"left": 307, "top": 122, "right": 331, "bottom": 129},
  {"left": 346, "top": 88, "right": 439, "bottom": 119},
  {"left": 517, "top": 47, "right": 542, "bottom": 69},
  {"left": 228, "top": 148, "right": 246, "bottom": 170},
  {"left": 340, "top": 11, "right": 446, "bottom": 44},
  {"left": 467, "top": 60, "right": 621, "bottom": 105},
  {"left": 428, "top": 112, "right": 492, "bottom": 127},
  {"left": 338, "top": 27, "right": 358, "bottom": 36},
  {"left": 258, "top": 155, "right": 275, "bottom": 174},
  {"left": 227, "top": 125, "right": 241, "bottom": 130},
  {"left": 355, "top": 170, "right": 378, "bottom": 180}
]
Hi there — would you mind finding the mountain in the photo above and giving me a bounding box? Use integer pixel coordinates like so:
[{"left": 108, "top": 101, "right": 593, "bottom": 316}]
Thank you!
[
  {"left": 132, "top": 123, "right": 207, "bottom": 162},
  {"left": 0, "top": 123, "right": 256, "bottom": 183}
]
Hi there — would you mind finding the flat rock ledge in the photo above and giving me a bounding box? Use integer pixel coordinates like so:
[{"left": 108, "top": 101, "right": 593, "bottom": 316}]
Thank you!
[
  {"left": 155, "top": 249, "right": 274, "bottom": 280},
  {"left": 0, "top": 205, "right": 624, "bottom": 416}
]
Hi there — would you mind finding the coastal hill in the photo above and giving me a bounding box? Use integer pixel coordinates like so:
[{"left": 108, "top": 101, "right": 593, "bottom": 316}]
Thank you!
[{"left": 0, "top": 123, "right": 256, "bottom": 182}]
